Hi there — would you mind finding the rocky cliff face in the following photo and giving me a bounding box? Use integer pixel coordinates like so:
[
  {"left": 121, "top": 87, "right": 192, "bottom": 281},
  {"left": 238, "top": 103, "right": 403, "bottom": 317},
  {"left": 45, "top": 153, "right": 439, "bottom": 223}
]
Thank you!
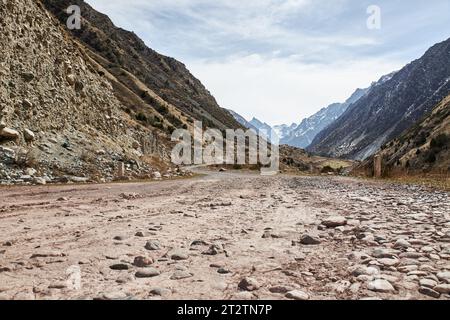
[
  {"left": 42, "top": 0, "right": 241, "bottom": 131},
  {"left": 309, "top": 38, "right": 450, "bottom": 160},
  {"left": 0, "top": 0, "right": 179, "bottom": 184}
]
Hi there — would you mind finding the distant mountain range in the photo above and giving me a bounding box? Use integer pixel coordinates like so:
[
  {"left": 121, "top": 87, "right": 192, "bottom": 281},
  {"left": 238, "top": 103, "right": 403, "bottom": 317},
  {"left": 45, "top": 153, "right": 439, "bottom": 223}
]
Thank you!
[
  {"left": 309, "top": 37, "right": 450, "bottom": 160},
  {"left": 280, "top": 87, "right": 370, "bottom": 149}
]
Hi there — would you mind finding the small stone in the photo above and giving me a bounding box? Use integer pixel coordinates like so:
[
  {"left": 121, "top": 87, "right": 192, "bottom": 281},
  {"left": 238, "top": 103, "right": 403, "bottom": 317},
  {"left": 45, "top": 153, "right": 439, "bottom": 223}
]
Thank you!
[
  {"left": 394, "top": 239, "right": 411, "bottom": 249},
  {"left": 300, "top": 234, "right": 321, "bottom": 245},
  {"left": 285, "top": 290, "right": 309, "bottom": 300},
  {"left": 48, "top": 282, "right": 67, "bottom": 289},
  {"left": 110, "top": 263, "right": 129, "bottom": 271},
  {"left": 23, "top": 129, "right": 35, "bottom": 142},
  {"left": 135, "top": 268, "right": 160, "bottom": 278},
  {"left": 133, "top": 256, "right": 154, "bottom": 268},
  {"left": 367, "top": 279, "right": 395, "bottom": 293},
  {"left": 150, "top": 288, "right": 172, "bottom": 297},
  {"left": 419, "top": 287, "right": 440, "bottom": 299},
  {"left": 135, "top": 231, "right": 146, "bottom": 237},
  {"left": 113, "top": 235, "right": 127, "bottom": 241},
  {"left": 238, "top": 277, "right": 260, "bottom": 291},
  {"left": 202, "top": 244, "right": 224, "bottom": 256},
  {"left": 269, "top": 286, "right": 292, "bottom": 294},
  {"left": 145, "top": 240, "right": 161, "bottom": 251},
  {"left": 170, "top": 251, "right": 189, "bottom": 261},
  {"left": 419, "top": 279, "right": 437, "bottom": 288},
  {"left": 321, "top": 216, "right": 347, "bottom": 228},
  {"left": 0, "top": 127, "right": 20, "bottom": 140},
  {"left": 170, "top": 271, "right": 193, "bottom": 280},
  {"left": 437, "top": 271, "right": 450, "bottom": 283},
  {"left": 217, "top": 267, "right": 231, "bottom": 274},
  {"left": 433, "top": 284, "right": 450, "bottom": 294}
]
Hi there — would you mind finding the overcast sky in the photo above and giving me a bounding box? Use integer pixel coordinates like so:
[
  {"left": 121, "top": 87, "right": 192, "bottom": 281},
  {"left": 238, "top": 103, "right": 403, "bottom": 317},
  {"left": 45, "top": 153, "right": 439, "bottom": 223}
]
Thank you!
[{"left": 86, "top": 0, "right": 450, "bottom": 125}]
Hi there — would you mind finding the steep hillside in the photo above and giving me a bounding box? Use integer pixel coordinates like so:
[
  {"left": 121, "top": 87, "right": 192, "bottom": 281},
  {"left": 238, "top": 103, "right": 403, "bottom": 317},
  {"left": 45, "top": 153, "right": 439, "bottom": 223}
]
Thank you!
[
  {"left": 282, "top": 88, "right": 368, "bottom": 149},
  {"left": 309, "top": 38, "right": 450, "bottom": 160},
  {"left": 42, "top": 0, "right": 242, "bottom": 131},
  {"left": 0, "top": 0, "right": 178, "bottom": 184},
  {"left": 227, "top": 109, "right": 258, "bottom": 132},
  {"left": 354, "top": 94, "right": 450, "bottom": 177}
]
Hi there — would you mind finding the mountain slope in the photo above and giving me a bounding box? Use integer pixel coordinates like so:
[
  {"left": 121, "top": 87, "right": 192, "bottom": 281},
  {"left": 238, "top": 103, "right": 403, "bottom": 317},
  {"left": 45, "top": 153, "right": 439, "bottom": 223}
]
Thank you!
[
  {"left": 309, "top": 38, "right": 450, "bottom": 160},
  {"left": 0, "top": 0, "right": 176, "bottom": 184},
  {"left": 355, "top": 93, "right": 450, "bottom": 176},
  {"left": 282, "top": 88, "right": 368, "bottom": 148},
  {"left": 227, "top": 109, "right": 258, "bottom": 131},
  {"left": 42, "top": 0, "right": 242, "bottom": 131}
]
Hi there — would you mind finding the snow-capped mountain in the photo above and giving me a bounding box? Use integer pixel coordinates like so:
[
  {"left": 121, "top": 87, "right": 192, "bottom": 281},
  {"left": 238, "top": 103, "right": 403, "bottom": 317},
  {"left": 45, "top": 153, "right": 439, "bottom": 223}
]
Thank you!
[
  {"left": 280, "top": 88, "right": 369, "bottom": 149},
  {"left": 309, "top": 37, "right": 450, "bottom": 160}
]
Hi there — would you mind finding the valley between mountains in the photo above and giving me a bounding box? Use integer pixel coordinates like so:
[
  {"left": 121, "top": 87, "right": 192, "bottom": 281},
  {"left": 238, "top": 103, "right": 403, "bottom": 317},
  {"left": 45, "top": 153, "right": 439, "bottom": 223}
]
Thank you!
[{"left": 0, "top": 169, "right": 449, "bottom": 300}]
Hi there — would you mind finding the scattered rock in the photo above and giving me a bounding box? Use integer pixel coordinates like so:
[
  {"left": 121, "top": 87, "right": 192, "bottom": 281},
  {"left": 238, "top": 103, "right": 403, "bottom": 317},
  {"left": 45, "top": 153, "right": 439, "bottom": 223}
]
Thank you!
[
  {"left": 110, "top": 263, "right": 130, "bottom": 271},
  {"left": 367, "top": 279, "right": 395, "bottom": 293},
  {"left": 133, "top": 256, "right": 154, "bottom": 268},
  {"left": 0, "top": 127, "right": 19, "bottom": 140},
  {"left": 202, "top": 244, "right": 224, "bottom": 256},
  {"left": 170, "top": 271, "right": 193, "bottom": 280},
  {"left": 269, "top": 286, "right": 292, "bottom": 294},
  {"left": 135, "top": 268, "right": 160, "bottom": 278},
  {"left": 418, "top": 287, "right": 440, "bottom": 299},
  {"left": 321, "top": 216, "right": 347, "bottom": 228},
  {"left": 23, "top": 129, "right": 35, "bottom": 142},
  {"left": 394, "top": 239, "right": 411, "bottom": 249},
  {"left": 300, "top": 234, "right": 321, "bottom": 245},
  {"left": 285, "top": 290, "right": 310, "bottom": 300},
  {"left": 145, "top": 240, "right": 161, "bottom": 251},
  {"left": 150, "top": 288, "right": 172, "bottom": 297},
  {"left": 170, "top": 251, "right": 189, "bottom": 261},
  {"left": 433, "top": 284, "right": 450, "bottom": 294},
  {"left": 238, "top": 277, "right": 260, "bottom": 291}
]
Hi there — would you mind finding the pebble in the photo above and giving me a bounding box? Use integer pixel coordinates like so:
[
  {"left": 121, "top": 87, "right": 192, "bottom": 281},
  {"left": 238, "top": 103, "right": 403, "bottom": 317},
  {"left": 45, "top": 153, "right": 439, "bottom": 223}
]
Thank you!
[
  {"left": 133, "top": 256, "right": 154, "bottom": 268},
  {"left": 321, "top": 216, "right": 347, "bottom": 228},
  {"left": 145, "top": 240, "right": 161, "bottom": 251},
  {"left": 238, "top": 277, "right": 260, "bottom": 291},
  {"left": 135, "top": 268, "right": 160, "bottom": 278},
  {"left": 285, "top": 290, "right": 310, "bottom": 300},
  {"left": 394, "top": 239, "right": 411, "bottom": 249},
  {"left": 170, "top": 271, "right": 193, "bottom": 280},
  {"left": 150, "top": 288, "right": 172, "bottom": 297},
  {"left": 300, "top": 234, "right": 321, "bottom": 245},
  {"left": 367, "top": 279, "right": 395, "bottom": 293},
  {"left": 217, "top": 267, "right": 231, "bottom": 274},
  {"left": 269, "top": 286, "right": 292, "bottom": 294},
  {"left": 170, "top": 251, "right": 189, "bottom": 261},
  {"left": 419, "top": 279, "right": 437, "bottom": 288},
  {"left": 418, "top": 287, "right": 441, "bottom": 299},
  {"left": 110, "top": 263, "right": 130, "bottom": 271},
  {"left": 433, "top": 284, "right": 450, "bottom": 294},
  {"left": 437, "top": 271, "right": 450, "bottom": 283}
]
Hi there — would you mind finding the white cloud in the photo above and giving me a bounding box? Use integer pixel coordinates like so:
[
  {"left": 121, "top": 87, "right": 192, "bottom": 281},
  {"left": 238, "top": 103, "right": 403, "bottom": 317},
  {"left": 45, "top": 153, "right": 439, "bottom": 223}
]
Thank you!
[
  {"left": 85, "top": 0, "right": 450, "bottom": 125},
  {"left": 188, "top": 54, "right": 403, "bottom": 125}
]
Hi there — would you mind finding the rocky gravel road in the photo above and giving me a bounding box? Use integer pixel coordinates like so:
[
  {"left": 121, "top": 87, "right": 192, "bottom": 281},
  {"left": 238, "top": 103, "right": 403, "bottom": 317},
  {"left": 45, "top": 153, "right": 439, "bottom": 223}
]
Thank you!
[{"left": 0, "top": 170, "right": 449, "bottom": 300}]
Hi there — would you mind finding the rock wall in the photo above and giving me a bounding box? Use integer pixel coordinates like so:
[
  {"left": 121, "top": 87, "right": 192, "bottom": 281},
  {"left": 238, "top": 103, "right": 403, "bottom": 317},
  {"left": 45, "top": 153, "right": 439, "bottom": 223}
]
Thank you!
[{"left": 0, "top": 0, "right": 174, "bottom": 184}]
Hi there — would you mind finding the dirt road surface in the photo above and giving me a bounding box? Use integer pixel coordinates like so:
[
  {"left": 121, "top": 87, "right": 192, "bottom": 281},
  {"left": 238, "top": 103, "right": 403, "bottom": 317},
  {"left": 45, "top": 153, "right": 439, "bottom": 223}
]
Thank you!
[{"left": 1, "top": 170, "right": 449, "bottom": 300}]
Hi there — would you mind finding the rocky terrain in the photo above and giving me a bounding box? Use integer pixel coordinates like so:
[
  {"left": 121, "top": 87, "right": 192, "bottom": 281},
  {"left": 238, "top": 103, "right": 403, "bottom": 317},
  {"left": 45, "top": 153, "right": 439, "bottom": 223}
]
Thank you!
[
  {"left": 0, "top": 170, "right": 449, "bottom": 300},
  {"left": 0, "top": 0, "right": 188, "bottom": 185},
  {"left": 309, "top": 38, "right": 450, "bottom": 160}
]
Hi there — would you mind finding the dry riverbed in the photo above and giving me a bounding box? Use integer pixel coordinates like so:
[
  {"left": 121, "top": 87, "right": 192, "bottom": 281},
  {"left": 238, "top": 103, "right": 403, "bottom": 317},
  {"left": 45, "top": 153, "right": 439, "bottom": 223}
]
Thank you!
[{"left": 0, "top": 170, "right": 449, "bottom": 300}]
